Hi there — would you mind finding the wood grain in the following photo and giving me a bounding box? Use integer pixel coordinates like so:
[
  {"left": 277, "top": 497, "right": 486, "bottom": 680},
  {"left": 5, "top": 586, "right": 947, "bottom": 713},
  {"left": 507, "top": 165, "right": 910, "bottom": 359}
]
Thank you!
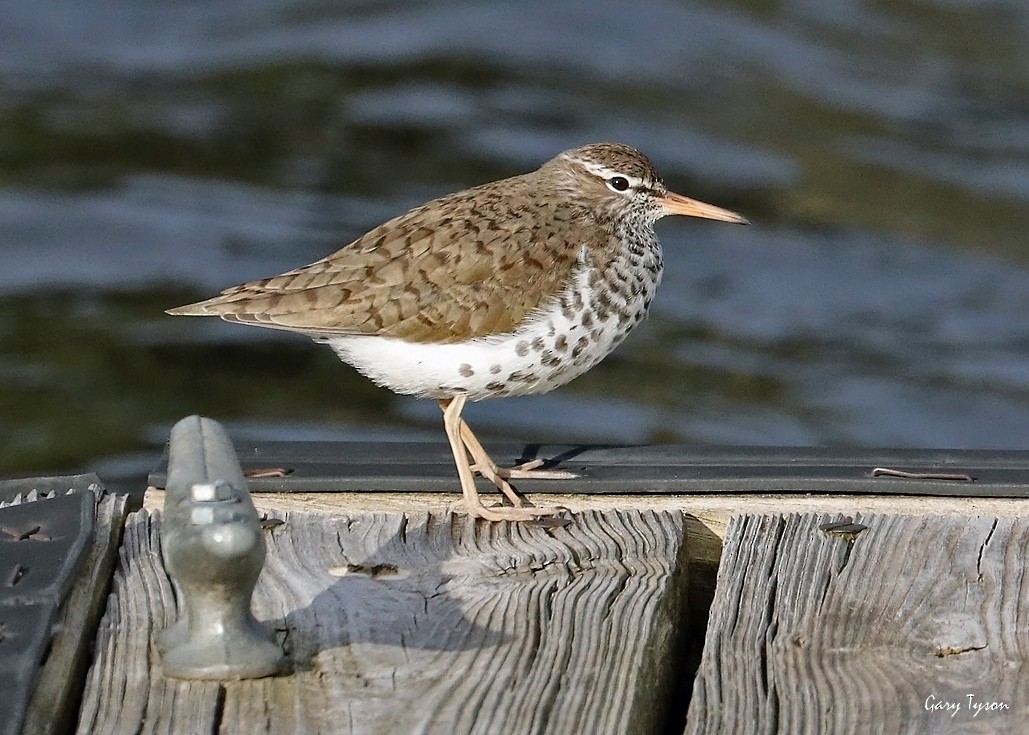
[
  {"left": 11, "top": 491, "right": 128, "bottom": 735},
  {"left": 77, "top": 508, "right": 688, "bottom": 735},
  {"left": 145, "top": 488, "right": 1029, "bottom": 639},
  {"left": 685, "top": 513, "right": 1029, "bottom": 734}
]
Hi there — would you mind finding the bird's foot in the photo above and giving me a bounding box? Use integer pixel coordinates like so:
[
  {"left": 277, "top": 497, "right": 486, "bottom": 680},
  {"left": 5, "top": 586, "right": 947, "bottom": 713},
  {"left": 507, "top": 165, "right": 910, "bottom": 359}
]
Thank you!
[
  {"left": 468, "top": 460, "right": 576, "bottom": 506},
  {"left": 465, "top": 442, "right": 577, "bottom": 507},
  {"left": 457, "top": 499, "right": 571, "bottom": 525},
  {"left": 488, "top": 457, "right": 579, "bottom": 480},
  {"left": 439, "top": 395, "right": 573, "bottom": 526}
]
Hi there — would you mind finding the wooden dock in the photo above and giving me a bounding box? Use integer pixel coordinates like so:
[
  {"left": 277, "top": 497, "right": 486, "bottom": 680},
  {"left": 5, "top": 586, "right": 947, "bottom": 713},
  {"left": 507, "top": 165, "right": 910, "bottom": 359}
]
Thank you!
[{"left": 5, "top": 441, "right": 1029, "bottom": 734}]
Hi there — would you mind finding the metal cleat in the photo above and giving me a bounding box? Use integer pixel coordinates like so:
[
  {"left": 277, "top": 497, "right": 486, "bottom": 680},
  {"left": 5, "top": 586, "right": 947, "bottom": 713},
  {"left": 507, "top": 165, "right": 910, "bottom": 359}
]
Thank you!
[{"left": 157, "top": 415, "right": 284, "bottom": 680}]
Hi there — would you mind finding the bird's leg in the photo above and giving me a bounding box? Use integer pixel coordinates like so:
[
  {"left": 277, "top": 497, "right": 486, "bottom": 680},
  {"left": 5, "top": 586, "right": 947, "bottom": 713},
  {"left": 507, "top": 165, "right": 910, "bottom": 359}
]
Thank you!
[
  {"left": 457, "top": 419, "right": 579, "bottom": 482},
  {"left": 439, "top": 396, "right": 565, "bottom": 522},
  {"left": 456, "top": 421, "right": 527, "bottom": 507},
  {"left": 439, "top": 396, "right": 492, "bottom": 517}
]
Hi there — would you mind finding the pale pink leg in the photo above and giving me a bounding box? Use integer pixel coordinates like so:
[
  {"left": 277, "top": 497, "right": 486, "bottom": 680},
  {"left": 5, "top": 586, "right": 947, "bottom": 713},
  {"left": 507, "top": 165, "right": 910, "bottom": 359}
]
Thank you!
[
  {"left": 439, "top": 396, "right": 567, "bottom": 522},
  {"left": 459, "top": 422, "right": 579, "bottom": 481}
]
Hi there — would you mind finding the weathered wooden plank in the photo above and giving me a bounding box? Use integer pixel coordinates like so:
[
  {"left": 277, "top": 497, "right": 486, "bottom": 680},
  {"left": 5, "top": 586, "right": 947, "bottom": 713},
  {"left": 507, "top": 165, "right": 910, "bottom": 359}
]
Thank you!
[
  {"left": 144, "top": 488, "right": 1029, "bottom": 639},
  {"left": 685, "top": 513, "right": 1029, "bottom": 734},
  {"left": 0, "top": 481, "right": 128, "bottom": 735},
  {"left": 88, "top": 509, "right": 238, "bottom": 734},
  {"left": 21, "top": 491, "right": 128, "bottom": 735},
  {"left": 78, "top": 508, "right": 688, "bottom": 735}
]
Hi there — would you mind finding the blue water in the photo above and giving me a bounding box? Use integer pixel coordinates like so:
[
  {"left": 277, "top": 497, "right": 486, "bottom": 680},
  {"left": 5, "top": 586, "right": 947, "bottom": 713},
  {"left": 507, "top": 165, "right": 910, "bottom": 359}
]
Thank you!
[{"left": 3, "top": 0, "right": 1028, "bottom": 482}]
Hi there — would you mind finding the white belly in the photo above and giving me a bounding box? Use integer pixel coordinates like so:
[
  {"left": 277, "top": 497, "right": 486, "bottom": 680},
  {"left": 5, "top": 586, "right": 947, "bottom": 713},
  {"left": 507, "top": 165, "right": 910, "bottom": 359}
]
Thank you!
[{"left": 326, "top": 265, "right": 657, "bottom": 401}]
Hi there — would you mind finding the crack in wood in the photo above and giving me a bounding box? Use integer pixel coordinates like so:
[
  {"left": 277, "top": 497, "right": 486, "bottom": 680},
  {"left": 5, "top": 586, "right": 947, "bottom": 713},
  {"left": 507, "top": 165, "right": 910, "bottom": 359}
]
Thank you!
[
  {"left": 977, "top": 518, "right": 999, "bottom": 582},
  {"left": 935, "top": 643, "right": 988, "bottom": 658}
]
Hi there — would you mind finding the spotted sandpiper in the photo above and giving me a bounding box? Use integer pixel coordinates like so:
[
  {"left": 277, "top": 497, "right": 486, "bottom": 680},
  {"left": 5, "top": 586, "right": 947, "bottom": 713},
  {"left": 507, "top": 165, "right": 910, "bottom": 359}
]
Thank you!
[{"left": 168, "top": 142, "right": 747, "bottom": 521}]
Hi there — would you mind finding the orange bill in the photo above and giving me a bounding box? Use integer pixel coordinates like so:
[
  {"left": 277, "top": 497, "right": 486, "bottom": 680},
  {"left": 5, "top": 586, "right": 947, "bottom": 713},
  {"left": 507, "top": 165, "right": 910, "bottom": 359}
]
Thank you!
[{"left": 658, "top": 191, "right": 749, "bottom": 224}]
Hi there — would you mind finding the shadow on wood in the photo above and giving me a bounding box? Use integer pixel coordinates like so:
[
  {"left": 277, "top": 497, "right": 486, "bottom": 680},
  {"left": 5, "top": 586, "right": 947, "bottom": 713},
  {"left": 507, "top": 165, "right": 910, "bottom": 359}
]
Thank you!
[
  {"left": 280, "top": 512, "right": 512, "bottom": 668},
  {"left": 78, "top": 507, "right": 690, "bottom": 735}
]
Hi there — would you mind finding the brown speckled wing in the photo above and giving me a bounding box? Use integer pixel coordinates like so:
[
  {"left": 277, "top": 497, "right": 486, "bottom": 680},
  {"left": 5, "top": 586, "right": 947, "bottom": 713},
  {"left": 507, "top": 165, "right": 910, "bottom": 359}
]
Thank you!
[{"left": 168, "top": 174, "right": 592, "bottom": 344}]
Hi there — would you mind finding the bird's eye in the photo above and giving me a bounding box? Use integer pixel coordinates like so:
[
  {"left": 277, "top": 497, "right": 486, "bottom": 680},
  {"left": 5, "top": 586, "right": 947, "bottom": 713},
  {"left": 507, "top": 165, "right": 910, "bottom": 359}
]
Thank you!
[{"left": 607, "top": 176, "right": 631, "bottom": 192}]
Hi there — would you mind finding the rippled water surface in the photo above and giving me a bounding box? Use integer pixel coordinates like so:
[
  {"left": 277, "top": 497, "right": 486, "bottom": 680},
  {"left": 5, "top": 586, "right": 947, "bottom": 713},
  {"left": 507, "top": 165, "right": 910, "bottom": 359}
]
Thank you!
[{"left": 3, "top": 0, "right": 1029, "bottom": 484}]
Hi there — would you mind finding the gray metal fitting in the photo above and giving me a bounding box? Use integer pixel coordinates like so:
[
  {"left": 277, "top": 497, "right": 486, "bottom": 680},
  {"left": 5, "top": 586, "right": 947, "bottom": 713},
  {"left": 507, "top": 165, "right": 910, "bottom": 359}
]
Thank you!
[{"left": 157, "top": 415, "right": 284, "bottom": 680}]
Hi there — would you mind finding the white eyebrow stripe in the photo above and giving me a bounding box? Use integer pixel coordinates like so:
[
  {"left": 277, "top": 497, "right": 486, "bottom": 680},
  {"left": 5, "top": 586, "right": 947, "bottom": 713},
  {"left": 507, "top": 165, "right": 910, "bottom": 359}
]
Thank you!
[{"left": 569, "top": 158, "right": 645, "bottom": 187}]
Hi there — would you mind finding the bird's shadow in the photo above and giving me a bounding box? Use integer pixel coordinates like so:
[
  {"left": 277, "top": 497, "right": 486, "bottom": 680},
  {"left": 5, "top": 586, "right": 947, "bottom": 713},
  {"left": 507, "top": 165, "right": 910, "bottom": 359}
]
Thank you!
[
  {"left": 513, "top": 442, "right": 634, "bottom": 471},
  {"left": 272, "top": 512, "right": 517, "bottom": 672}
]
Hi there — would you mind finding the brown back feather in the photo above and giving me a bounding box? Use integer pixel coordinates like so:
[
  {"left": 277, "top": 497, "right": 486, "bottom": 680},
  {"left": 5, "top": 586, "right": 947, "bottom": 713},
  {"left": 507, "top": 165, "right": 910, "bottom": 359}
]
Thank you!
[{"left": 169, "top": 173, "right": 598, "bottom": 344}]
